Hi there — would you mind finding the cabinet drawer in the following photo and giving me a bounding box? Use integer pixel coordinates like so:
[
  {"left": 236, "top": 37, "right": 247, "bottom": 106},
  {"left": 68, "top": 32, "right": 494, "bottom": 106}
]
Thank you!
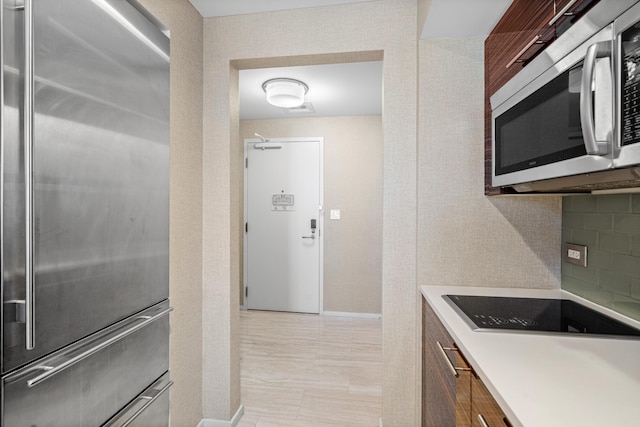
[
  {"left": 2, "top": 302, "right": 170, "bottom": 427},
  {"left": 423, "top": 298, "right": 472, "bottom": 427},
  {"left": 472, "top": 375, "right": 512, "bottom": 427},
  {"left": 104, "top": 372, "right": 172, "bottom": 427}
]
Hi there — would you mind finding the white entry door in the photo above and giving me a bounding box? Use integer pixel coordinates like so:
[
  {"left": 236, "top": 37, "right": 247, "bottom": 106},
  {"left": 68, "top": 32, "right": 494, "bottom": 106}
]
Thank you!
[{"left": 244, "top": 137, "right": 323, "bottom": 313}]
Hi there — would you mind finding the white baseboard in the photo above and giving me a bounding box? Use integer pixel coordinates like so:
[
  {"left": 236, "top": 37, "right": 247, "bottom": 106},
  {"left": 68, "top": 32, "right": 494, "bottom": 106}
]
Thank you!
[
  {"left": 197, "top": 405, "right": 244, "bottom": 427},
  {"left": 322, "top": 311, "right": 382, "bottom": 319}
]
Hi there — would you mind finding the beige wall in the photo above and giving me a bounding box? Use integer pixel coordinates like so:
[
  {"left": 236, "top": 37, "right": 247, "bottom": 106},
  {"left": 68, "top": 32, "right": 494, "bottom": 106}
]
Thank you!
[
  {"left": 417, "top": 37, "right": 561, "bottom": 289},
  {"left": 416, "top": 35, "right": 562, "bottom": 426},
  {"left": 134, "top": 1, "right": 204, "bottom": 426},
  {"left": 240, "top": 116, "right": 383, "bottom": 314},
  {"left": 203, "top": 0, "right": 418, "bottom": 424}
]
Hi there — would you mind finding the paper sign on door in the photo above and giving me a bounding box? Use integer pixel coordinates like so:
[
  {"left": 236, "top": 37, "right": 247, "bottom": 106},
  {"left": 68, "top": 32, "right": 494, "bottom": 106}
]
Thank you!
[{"left": 272, "top": 194, "right": 295, "bottom": 211}]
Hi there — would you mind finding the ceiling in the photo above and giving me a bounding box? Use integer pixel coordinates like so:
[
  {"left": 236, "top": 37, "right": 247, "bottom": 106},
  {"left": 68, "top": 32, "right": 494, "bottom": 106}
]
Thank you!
[
  {"left": 188, "top": 0, "right": 376, "bottom": 18},
  {"left": 188, "top": 0, "right": 513, "bottom": 120},
  {"left": 420, "top": 0, "right": 513, "bottom": 39},
  {"left": 239, "top": 62, "right": 383, "bottom": 120}
]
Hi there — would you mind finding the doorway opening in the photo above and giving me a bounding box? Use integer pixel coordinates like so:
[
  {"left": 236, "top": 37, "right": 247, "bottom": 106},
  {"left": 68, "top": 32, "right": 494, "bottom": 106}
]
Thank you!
[
  {"left": 234, "top": 52, "right": 384, "bottom": 317},
  {"left": 232, "top": 49, "right": 384, "bottom": 426}
]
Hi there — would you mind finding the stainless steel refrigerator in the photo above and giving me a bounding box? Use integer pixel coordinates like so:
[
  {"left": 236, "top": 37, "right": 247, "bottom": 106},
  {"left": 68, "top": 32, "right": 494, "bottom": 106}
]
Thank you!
[{"left": 1, "top": 0, "right": 171, "bottom": 425}]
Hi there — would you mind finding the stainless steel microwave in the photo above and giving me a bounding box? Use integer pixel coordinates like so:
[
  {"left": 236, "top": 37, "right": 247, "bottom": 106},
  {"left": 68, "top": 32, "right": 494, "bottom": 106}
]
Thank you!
[{"left": 492, "top": 0, "right": 640, "bottom": 192}]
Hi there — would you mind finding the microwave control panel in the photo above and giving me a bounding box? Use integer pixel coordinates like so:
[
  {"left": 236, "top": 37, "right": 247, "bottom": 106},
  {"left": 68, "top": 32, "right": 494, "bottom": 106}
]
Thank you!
[{"left": 622, "top": 24, "right": 640, "bottom": 146}]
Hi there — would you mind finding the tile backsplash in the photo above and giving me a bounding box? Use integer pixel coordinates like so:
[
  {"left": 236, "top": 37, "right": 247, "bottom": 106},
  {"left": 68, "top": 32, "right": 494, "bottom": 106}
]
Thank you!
[{"left": 562, "top": 194, "right": 640, "bottom": 321}]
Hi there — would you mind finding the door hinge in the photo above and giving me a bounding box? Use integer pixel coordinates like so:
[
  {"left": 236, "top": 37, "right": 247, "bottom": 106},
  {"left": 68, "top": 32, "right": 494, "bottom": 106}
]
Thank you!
[
  {"left": 245, "top": 287, "right": 248, "bottom": 298},
  {"left": 245, "top": 222, "right": 248, "bottom": 233},
  {"left": 245, "top": 158, "right": 248, "bottom": 168}
]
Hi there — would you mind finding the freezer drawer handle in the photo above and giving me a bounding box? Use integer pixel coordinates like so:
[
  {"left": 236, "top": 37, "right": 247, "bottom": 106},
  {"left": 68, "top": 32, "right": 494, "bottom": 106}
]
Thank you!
[
  {"left": 25, "top": 307, "right": 172, "bottom": 388},
  {"left": 23, "top": 0, "right": 36, "bottom": 351},
  {"left": 105, "top": 378, "right": 174, "bottom": 427}
]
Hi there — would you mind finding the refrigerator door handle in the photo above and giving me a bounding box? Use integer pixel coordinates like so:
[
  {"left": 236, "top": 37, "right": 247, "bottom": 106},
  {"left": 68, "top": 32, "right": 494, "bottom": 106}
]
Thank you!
[
  {"left": 23, "top": 0, "right": 36, "bottom": 351},
  {"left": 103, "top": 375, "right": 174, "bottom": 427},
  {"left": 25, "top": 306, "right": 172, "bottom": 388}
]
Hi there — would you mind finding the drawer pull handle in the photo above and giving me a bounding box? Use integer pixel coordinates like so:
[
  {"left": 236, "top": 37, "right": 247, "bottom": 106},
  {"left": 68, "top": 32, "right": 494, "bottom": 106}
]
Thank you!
[
  {"left": 435, "top": 341, "right": 470, "bottom": 378},
  {"left": 478, "top": 414, "right": 490, "bottom": 427}
]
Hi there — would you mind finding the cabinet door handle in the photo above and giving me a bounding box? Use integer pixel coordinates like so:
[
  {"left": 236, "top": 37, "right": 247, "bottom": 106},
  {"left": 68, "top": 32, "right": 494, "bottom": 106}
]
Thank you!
[
  {"left": 548, "top": 0, "right": 579, "bottom": 26},
  {"left": 435, "top": 341, "right": 470, "bottom": 378},
  {"left": 506, "top": 35, "right": 543, "bottom": 68},
  {"left": 477, "top": 414, "right": 490, "bottom": 427}
]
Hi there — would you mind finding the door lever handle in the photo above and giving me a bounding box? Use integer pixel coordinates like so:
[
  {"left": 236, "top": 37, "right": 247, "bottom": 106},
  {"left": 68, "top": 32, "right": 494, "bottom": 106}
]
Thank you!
[{"left": 302, "top": 235, "right": 316, "bottom": 239}]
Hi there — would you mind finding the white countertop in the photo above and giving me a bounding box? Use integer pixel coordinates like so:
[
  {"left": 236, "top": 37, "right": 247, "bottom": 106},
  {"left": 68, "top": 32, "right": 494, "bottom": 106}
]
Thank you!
[{"left": 421, "top": 285, "right": 640, "bottom": 427}]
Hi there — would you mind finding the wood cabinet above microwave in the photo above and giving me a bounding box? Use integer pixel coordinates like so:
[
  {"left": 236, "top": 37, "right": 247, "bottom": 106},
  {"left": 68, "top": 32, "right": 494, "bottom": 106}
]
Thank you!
[{"left": 486, "top": 0, "right": 601, "bottom": 99}]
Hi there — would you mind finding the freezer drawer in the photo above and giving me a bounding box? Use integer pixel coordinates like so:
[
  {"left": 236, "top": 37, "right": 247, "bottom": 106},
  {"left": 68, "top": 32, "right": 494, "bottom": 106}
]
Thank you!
[
  {"left": 104, "top": 372, "right": 172, "bottom": 427},
  {"left": 2, "top": 0, "right": 170, "bottom": 372},
  {"left": 1, "top": 301, "right": 170, "bottom": 427}
]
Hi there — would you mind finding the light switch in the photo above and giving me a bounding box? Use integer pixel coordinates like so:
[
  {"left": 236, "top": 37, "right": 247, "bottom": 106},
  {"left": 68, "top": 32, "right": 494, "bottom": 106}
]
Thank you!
[{"left": 330, "top": 209, "right": 341, "bottom": 220}]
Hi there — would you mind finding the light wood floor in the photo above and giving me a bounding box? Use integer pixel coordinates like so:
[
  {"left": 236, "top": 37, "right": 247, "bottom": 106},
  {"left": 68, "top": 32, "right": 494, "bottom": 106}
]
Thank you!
[{"left": 237, "top": 310, "right": 382, "bottom": 427}]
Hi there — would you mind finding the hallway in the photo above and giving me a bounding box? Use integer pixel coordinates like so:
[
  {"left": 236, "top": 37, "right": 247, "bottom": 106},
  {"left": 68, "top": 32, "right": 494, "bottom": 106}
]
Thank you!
[{"left": 238, "top": 310, "right": 382, "bottom": 427}]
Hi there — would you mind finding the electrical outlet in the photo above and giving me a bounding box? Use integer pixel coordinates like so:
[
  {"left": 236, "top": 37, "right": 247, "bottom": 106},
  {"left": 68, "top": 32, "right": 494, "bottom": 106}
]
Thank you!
[
  {"left": 563, "top": 243, "right": 587, "bottom": 267},
  {"left": 567, "top": 249, "right": 581, "bottom": 260}
]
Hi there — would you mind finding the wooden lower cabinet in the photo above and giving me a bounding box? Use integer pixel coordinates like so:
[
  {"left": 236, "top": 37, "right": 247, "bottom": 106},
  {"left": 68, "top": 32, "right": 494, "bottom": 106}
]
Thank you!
[
  {"left": 422, "top": 297, "right": 456, "bottom": 426},
  {"left": 455, "top": 353, "right": 473, "bottom": 427},
  {"left": 472, "top": 375, "right": 512, "bottom": 427},
  {"left": 423, "top": 297, "right": 512, "bottom": 427}
]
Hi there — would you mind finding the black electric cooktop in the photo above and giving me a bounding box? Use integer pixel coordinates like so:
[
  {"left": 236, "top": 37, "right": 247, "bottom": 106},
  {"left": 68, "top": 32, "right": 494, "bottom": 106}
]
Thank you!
[{"left": 444, "top": 294, "right": 640, "bottom": 337}]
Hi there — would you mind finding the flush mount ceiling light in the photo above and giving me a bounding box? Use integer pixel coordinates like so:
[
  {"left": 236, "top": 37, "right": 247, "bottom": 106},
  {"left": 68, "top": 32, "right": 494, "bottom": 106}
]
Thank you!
[{"left": 262, "top": 78, "right": 309, "bottom": 108}]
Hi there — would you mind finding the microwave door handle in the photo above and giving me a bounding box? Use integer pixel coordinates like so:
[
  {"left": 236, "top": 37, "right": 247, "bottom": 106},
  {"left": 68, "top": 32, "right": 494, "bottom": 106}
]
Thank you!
[{"left": 580, "top": 41, "right": 611, "bottom": 156}]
